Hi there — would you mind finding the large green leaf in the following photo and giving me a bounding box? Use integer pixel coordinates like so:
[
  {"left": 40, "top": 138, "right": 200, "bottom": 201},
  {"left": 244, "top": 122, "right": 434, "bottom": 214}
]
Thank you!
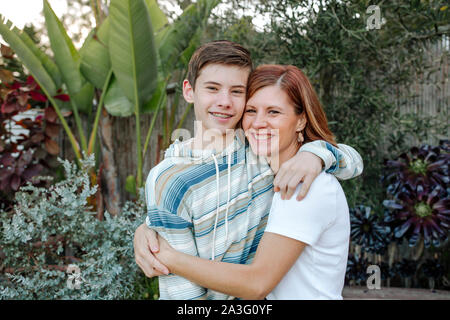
[
  {"left": 0, "top": 16, "right": 58, "bottom": 96},
  {"left": 157, "top": 0, "right": 220, "bottom": 76},
  {"left": 16, "top": 28, "right": 62, "bottom": 89},
  {"left": 104, "top": 76, "right": 134, "bottom": 117},
  {"left": 145, "top": 0, "right": 169, "bottom": 33},
  {"left": 109, "top": 0, "right": 158, "bottom": 109},
  {"left": 142, "top": 77, "right": 166, "bottom": 113},
  {"left": 43, "top": 0, "right": 83, "bottom": 95},
  {"left": 80, "top": 19, "right": 111, "bottom": 89},
  {"left": 73, "top": 82, "right": 95, "bottom": 114}
]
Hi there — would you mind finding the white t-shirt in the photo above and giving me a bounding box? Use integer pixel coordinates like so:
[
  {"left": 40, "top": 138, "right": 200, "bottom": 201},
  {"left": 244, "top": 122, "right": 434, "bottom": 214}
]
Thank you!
[{"left": 265, "top": 172, "right": 350, "bottom": 300}]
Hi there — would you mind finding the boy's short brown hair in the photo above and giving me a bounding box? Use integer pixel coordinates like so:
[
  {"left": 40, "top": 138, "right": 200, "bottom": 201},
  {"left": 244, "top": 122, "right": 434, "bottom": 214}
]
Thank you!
[{"left": 186, "top": 40, "right": 253, "bottom": 90}]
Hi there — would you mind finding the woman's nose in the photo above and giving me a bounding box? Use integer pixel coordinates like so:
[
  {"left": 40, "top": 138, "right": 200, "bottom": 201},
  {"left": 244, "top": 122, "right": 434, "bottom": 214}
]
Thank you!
[{"left": 251, "top": 113, "right": 268, "bottom": 128}]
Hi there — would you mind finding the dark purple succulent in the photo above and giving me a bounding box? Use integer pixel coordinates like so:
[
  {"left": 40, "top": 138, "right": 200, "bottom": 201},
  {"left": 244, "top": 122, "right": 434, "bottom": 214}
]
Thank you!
[
  {"left": 420, "top": 258, "right": 445, "bottom": 279},
  {"left": 379, "top": 262, "right": 396, "bottom": 281},
  {"left": 350, "top": 205, "right": 391, "bottom": 254},
  {"left": 345, "top": 254, "right": 370, "bottom": 285},
  {"left": 383, "top": 144, "right": 449, "bottom": 195},
  {"left": 420, "top": 257, "right": 445, "bottom": 290},
  {"left": 395, "top": 258, "right": 417, "bottom": 279},
  {"left": 383, "top": 182, "right": 449, "bottom": 248}
]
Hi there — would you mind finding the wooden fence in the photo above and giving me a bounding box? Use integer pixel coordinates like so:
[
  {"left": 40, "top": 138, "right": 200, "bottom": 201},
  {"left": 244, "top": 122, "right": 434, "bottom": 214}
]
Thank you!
[{"left": 383, "top": 35, "right": 449, "bottom": 146}]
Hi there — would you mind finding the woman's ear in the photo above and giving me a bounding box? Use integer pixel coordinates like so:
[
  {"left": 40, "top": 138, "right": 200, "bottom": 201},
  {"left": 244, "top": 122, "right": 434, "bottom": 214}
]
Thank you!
[
  {"left": 183, "top": 79, "right": 195, "bottom": 103},
  {"left": 296, "top": 113, "right": 307, "bottom": 132}
]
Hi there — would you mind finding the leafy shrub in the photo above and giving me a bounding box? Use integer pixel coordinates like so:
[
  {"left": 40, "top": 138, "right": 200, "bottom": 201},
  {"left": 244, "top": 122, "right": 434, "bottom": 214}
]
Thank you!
[{"left": 0, "top": 154, "right": 158, "bottom": 299}]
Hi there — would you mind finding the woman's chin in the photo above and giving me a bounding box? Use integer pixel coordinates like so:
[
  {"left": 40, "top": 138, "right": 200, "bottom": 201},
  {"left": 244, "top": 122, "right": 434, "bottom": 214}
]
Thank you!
[{"left": 250, "top": 145, "right": 272, "bottom": 157}]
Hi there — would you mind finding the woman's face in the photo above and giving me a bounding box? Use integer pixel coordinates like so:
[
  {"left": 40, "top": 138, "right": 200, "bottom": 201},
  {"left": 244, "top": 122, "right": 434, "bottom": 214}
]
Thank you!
[{"left": 242, "top": 85, "right": 305, "bottom": 159}]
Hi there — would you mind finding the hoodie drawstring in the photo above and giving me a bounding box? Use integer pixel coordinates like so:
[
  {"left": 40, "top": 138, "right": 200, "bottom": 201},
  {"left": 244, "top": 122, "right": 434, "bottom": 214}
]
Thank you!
[{"left": 210, "top": 152, "right": 232, "bottom": 261}]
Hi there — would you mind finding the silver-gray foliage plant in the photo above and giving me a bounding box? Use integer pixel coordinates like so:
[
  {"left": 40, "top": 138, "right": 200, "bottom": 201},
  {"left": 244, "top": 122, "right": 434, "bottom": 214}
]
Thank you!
[{"left": 0, "top": 154, "right": 148, "bottom": 299}]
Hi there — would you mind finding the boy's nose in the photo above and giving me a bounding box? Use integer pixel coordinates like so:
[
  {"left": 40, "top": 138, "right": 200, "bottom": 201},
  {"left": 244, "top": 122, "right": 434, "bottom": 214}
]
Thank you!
[{"left": 217, "top": 91, "right": 232, "bottom": 107}]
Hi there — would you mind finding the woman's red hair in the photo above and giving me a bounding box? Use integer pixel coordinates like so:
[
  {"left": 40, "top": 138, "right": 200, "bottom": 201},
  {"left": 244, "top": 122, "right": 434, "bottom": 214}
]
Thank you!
[{"left": 246, "top": 64, "right": 337, "bottom": 147}]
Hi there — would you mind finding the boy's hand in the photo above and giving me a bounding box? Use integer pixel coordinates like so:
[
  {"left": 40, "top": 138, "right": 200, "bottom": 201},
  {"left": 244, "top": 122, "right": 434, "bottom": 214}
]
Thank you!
[
  {"left": 273, "top": 151, "right": 323, "bottom": 201},
  {"left": 134, "top": 223, "right": 170, "bottom": 277}
]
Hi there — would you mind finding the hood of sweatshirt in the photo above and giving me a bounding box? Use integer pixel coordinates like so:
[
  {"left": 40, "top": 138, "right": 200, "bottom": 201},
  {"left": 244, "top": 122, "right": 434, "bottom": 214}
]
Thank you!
[
  {"left": 163, "top": 131, "right": 246, "bottom": 261},
  {"left": 164, "top": 130, "right": 246, "bottom": 162}
]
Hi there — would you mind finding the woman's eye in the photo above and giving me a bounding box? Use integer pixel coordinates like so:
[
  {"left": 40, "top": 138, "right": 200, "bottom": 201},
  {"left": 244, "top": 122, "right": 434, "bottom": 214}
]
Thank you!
[
  {"left": 232, "top": 90, "right": 244, "bottom": 95},
  {"left": 244, "top": 109, "right": 256, "bottom": 113},
  {"left": 207, "top": 87, "right": 218, "bottom": 91},
  {"left": 269, "top": 110, "right": 280, "bottom": 114}
]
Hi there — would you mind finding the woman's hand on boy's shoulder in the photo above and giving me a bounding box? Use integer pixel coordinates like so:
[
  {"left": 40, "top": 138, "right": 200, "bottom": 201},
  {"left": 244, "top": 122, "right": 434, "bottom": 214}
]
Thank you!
[{"left": 273, "top": 151, "right": 323, "bottom": 201}]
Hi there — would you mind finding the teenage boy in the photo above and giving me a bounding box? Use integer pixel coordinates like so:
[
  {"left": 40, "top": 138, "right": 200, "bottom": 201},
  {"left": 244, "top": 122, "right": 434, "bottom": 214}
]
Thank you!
[{"left": 134, "top": 40, "right": 363, "bottom": 299}]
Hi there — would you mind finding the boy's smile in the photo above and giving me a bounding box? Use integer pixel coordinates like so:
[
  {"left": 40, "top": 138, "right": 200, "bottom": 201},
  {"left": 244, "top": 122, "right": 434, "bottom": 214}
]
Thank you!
[{"left": 183, "top": 63, "right": 250, "bottom": 146}]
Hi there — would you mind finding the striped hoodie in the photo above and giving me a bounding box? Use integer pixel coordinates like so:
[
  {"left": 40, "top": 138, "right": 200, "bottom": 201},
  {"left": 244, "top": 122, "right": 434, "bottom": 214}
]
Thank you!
[{"left": 145, "top": 133, "right": 363, "bottom": 300}]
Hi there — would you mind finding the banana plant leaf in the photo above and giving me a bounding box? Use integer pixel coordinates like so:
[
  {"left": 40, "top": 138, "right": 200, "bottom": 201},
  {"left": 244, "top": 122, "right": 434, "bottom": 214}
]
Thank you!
[
  {"left": 103, "top": 76, "right": 134, "bottom": 117},
  {"left": 142, "top": 77, "right": 167, "bottom": 113},
  {"left": 145, "top": 0, "right": 169, "bottom": 33},
  {"left": 79, "top": 18, "right": 112, "bottom": 90},
  {"left": 109, "top": 0, "right": 158, "bottom": 110},
  {"left": 157, "top": 0, "right": 220, "bottom": 76},
  {"left": 0, "top": 15, "right": 59, "bottom": 97},
  {"left": 43, "top": 0, "right": 93, "bottom": 114}
]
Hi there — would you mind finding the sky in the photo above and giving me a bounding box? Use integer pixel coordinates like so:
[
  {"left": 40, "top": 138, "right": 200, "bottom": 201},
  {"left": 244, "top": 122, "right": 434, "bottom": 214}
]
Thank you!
[
  {"left": 1, "top": 0, "right": 68, "bottom": 28},
  {"left": 0, "top": 0, "right": 269, "bottom": 47}
]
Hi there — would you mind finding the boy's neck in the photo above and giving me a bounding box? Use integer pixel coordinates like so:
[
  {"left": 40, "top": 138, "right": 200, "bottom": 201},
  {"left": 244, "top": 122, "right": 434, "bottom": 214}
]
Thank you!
[{"left": 192, "top": 123, "right": 236, "bottom": 152}]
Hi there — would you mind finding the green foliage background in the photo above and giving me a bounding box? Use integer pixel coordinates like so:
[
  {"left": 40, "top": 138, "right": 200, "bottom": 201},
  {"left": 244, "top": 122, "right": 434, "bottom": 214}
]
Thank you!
[{"left": 206, "top": 0, "right": 449, "bottom": 212}]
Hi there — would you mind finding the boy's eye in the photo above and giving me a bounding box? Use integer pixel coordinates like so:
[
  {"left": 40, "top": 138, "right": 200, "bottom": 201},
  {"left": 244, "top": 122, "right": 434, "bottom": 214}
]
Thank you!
[
  {"left": 207, "top": 87, "right": 218, "bottom": 91},
  {"left": 244, "top": 109, "right": 256, "bottom": 113},
  {"left": 232, "top": 90, "right": 244, "bottom": 95},
  {"left": 269, "top": 110, "right": 280, "bottom": 114}
]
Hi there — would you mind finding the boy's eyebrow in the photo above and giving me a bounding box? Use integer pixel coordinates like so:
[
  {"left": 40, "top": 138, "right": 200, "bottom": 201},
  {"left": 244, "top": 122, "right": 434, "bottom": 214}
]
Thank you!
[
  {"left": 203, "top": 81, "right": 221, "bottom": 86},
  {"left": 203, "top": 81, "right": 246, "bottom": 88}
]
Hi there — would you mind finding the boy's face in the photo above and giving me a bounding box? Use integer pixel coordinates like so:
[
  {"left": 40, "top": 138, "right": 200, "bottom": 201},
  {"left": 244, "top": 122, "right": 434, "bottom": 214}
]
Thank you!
[{"left": 183, "top": 63, "right": 250, "bottom": 136}]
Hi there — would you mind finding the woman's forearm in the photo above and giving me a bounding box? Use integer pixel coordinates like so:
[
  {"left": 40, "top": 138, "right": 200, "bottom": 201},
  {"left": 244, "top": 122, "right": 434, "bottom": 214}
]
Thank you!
[{"left": 165, "top": 250, "right": 267, "bottom": 300}]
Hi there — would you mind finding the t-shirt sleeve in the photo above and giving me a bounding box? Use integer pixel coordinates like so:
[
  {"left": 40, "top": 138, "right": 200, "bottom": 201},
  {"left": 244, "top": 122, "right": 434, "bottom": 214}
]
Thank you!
[{"left": 264, "top": 173, "right": 337, "bottom": 246}]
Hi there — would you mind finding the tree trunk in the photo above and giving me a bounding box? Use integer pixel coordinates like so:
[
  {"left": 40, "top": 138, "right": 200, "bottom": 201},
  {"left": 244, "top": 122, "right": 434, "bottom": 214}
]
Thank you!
[{"left": 99, "top": 107, "right": 121, "bottom": 216}]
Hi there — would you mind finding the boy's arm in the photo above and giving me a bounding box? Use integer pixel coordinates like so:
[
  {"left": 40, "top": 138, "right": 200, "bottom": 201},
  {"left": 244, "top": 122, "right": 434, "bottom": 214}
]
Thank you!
[
  {"left": 274, "top": 140, "right": 363, "bottom": 200},
  {"left": 299, "top": 141, "right": 364, "bottom": 179},
  {"left": 143, "top": 170, "right": 207, "bottom": 300},
  {"left": 146, "top": 209, "right": 207, "bottom": 300}
]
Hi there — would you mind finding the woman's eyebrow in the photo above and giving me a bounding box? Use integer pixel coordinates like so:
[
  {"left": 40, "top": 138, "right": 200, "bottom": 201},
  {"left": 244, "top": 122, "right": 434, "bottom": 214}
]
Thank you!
[{"left": 246, "top": 104, "right": 281, "bottom": 109}]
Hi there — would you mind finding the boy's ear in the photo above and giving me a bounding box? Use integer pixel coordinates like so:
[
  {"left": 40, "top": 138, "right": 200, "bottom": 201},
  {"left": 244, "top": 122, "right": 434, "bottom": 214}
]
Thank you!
[{"left": 183, "top": 79, "right": 195, "bottom": 103}]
